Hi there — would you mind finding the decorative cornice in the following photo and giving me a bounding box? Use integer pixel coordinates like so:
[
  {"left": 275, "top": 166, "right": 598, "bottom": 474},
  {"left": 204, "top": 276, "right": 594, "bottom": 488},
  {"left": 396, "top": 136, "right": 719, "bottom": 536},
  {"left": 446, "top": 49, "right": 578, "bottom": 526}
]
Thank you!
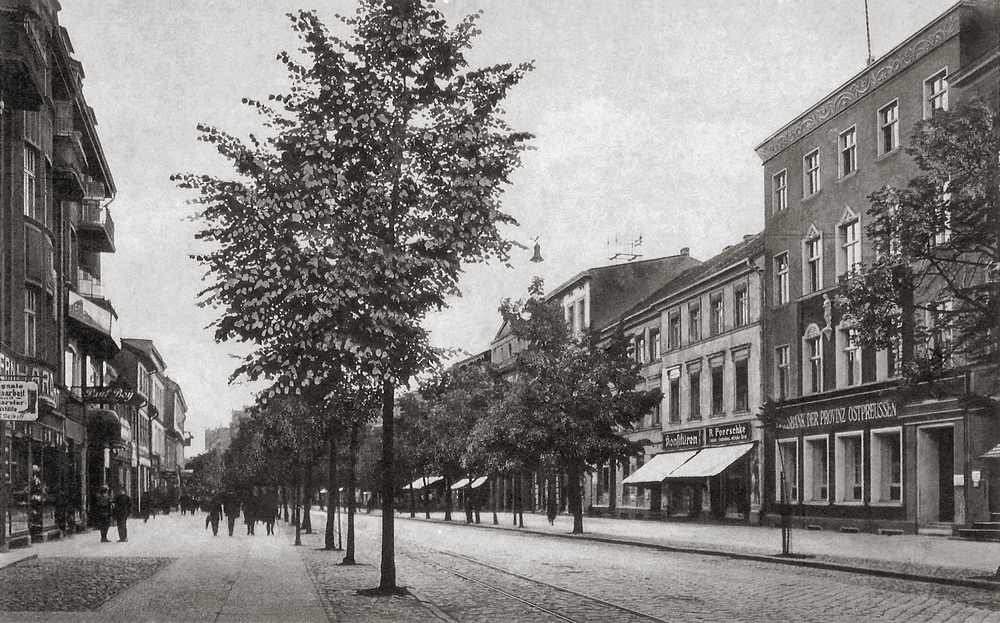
[{"left": 756, "top": 13, "right": 960, "bottom": 163}]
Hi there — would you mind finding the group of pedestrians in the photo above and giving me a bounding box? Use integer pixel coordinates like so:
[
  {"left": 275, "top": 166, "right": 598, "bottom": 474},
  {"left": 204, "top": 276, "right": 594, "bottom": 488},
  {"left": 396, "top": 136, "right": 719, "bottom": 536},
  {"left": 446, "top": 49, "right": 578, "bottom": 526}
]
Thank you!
[
  {"left": 92, "top": 485, "right": 133, "bottom": 543},
  {"left": 204, "top": 487, "right": 279, "bottom": 537}
]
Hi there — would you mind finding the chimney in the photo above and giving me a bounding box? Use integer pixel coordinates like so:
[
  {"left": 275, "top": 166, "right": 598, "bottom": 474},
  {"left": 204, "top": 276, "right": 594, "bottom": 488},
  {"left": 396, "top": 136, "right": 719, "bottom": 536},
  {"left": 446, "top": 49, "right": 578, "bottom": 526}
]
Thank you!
[{"left": 680, "top": 247, "right": 690, "bottom": 256}]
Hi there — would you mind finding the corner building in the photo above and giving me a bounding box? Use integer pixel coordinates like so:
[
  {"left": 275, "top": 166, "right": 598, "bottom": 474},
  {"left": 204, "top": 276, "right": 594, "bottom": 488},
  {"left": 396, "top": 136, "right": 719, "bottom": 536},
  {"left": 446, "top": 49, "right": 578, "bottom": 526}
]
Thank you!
[{"left": 757, "top": 1, "right": 999, "bottom": 534}]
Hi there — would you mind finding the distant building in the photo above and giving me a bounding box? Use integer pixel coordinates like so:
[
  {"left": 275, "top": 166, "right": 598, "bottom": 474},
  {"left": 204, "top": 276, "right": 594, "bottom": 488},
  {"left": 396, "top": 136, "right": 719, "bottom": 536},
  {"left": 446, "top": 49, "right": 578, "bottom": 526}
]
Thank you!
[{"left": 205, "top": 407, "right": 253, "bottom": 454}]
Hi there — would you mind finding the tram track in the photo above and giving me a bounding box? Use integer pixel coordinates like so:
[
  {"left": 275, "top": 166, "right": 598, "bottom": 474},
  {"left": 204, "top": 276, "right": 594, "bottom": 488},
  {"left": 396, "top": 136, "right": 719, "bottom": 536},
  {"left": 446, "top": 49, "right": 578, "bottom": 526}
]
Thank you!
[{"left": 398, "top": 536, "right": 672, "bottom": 623}]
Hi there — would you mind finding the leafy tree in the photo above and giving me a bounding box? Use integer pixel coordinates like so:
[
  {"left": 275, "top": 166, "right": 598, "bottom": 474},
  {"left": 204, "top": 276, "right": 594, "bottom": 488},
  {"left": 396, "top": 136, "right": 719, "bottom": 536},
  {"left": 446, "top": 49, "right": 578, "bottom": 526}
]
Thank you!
[
  {"left": 839, "top": 100, "right": 999, "bottom": 381},
  {"left": 186, "top": 449, "right": 224, "bottom": 501},
  {"left": 488, "top": 279, "right": 662, "bottom": 534},
  {"left": 175, "top": 0, "right": 532, "bottom": 591}
]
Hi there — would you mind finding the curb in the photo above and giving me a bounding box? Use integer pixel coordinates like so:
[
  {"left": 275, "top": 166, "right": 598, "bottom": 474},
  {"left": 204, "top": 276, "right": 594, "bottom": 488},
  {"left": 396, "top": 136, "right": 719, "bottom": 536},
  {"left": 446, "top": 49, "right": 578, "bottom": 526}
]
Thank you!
[
  {"left": 0, "top": 553, "right": 38, "bottom": 571},
  {"left": 395, "top": 514, "right": 999, "bottom": 591}
]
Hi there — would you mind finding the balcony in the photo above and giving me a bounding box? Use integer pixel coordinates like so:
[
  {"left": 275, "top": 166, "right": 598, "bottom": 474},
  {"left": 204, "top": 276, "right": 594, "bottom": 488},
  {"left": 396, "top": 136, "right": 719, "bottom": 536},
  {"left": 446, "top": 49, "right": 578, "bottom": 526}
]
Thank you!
[
  {"left": 74, "top": 199, "right": 115, "bottom": 253},
  {"left": 52, "top": 101, "right": 92, "bottom": 199},
  {"left": 76, "top": 268, "right": 105, "bottom": 299},
  {"left": 67, "top": 290, "right": 121, "bottom": 356},
  {"left": 0, "top": 9, "right": 45, "bottom": 110}
]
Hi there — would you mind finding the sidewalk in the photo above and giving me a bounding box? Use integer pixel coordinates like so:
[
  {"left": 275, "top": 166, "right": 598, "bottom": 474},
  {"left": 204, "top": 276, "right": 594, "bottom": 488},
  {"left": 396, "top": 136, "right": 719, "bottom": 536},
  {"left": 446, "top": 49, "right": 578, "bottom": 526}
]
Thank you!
[
  {"left": 392, "top": 508, "right": 1000, "bottom": 588},
  {"left": 0, "top": 512, "right": 327, "bottom": 622}
]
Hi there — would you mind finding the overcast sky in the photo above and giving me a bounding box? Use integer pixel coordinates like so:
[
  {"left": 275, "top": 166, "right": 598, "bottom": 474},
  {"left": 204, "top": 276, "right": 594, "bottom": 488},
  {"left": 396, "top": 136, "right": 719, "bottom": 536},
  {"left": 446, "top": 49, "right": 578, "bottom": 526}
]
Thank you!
[{"left": 56, "top": 0, "right": 959, "bottom": 455}]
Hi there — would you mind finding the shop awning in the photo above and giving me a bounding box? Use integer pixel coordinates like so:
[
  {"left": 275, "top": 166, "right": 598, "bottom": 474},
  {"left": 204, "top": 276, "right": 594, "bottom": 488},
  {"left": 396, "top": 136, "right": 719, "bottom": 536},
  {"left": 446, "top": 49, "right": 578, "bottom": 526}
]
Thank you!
[
  {"left": 666, "top": 443, "right": 754, "bottom": 479},
  {"left": 622, "top": 450, "right": 697, "bottom": 484},
  {"left": 451, "top": 476, "right": 488, "bottom": 490},
  {"left": 980, "top": 444, "right": 1000, "bottom": 459},
  {"left": 403, "top": 476, "right": 443, "bottom": 491}
]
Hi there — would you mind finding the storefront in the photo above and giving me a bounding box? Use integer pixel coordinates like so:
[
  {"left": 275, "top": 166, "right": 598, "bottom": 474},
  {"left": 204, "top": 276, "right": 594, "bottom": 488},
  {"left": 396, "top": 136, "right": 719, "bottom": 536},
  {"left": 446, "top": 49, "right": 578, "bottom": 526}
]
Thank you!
[
  {"left": 764, "top": 372, "right": 999, "bottom": 534},
  {"left": 623, "top": 421, "right": 761, "bottom": 523}
]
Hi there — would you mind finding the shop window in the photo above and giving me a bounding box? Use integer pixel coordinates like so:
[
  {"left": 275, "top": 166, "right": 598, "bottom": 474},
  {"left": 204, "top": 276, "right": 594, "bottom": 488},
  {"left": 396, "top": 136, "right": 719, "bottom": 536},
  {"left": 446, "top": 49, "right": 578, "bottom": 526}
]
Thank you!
[
  {"left": 710, "top": 359, "right": 724, "bottom": 416},
  {"left": 734, "top": 354, "right": 749, "bottom": 413},
  {"left": 687, "top": 362, "right": 701, "bottom": 420},
  {"left": 776, "top": 439, "right": 799, "bottom": 503},
  {"left": 803, "top": 435, "right": 829, "bottom": 503},
  {"left": 835, "top": 433, "right": 864, "bottom": 503},
  {"left": 710, "top": 292, "right": 724, "bottom": 336},
  {"left": 871, "top": 428, "right": 902, "bottom": 504}
]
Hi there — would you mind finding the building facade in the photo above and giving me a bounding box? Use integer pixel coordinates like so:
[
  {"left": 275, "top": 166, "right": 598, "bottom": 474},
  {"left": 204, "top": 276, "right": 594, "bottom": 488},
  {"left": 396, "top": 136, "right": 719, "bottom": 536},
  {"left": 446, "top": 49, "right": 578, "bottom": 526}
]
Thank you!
[{"left": 757, "top": 0, "right": 999, "bottom": 534}]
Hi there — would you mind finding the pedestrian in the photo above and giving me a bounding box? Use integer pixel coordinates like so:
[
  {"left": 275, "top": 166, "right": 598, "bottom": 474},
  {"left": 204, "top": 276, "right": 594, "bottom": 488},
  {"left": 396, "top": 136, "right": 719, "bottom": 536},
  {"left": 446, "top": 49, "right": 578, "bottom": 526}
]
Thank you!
[
  {"left": 244, "top": 489, "right": 259, "bottom": 536},
  {"left": 111, "top": 487, "right": 132, "bottom": 542},
  {"left": 94, "top": 485, "right": 113, "bottom": 542},
  {"left": 263, "top": 487, "right": 279, "bottom": 535},
  {"left": 223, "top": 489, "right": 241, "bottom": 537},
  {"left": 205, "top": 491, "right": 223, "bottom": 536}
]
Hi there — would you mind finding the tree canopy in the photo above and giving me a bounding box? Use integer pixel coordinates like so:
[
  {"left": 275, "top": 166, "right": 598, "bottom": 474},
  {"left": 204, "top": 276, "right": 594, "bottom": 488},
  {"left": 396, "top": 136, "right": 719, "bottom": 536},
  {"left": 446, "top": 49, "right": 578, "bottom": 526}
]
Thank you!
[{"left": 839, "top": 99, "right": 999, "bottom": 381}]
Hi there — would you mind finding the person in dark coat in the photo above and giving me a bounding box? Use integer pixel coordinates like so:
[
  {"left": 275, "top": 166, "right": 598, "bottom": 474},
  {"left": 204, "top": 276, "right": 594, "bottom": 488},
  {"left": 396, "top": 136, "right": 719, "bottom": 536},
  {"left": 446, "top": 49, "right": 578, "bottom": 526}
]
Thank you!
[
  {"left": 205, "top": 492, "right": 223, "bottom": 536},
  {"left": 243, "top": 490, "right": 259, "bottom": 535},
  {"left": 263, "top": 488, "right": 279, "bottom": 535},
  {"left": 94, "top": 486, "right": 113, "bottom": 542},
  {"left": 223, "top": 490, "right": 241, "bottom": 537},
  {"left": 111, "top": 487, "right": 132, "bottom": 542}
]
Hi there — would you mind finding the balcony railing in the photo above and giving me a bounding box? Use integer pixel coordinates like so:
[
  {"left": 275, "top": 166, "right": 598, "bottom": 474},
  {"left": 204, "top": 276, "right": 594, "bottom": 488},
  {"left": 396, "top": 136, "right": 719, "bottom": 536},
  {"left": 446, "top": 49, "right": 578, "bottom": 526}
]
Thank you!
[
  {"left": 76, "top": 269, "right": 105, "bottom": 299},
  {"left": 76, "top": 200, "right": 115, "bottom": 253}
]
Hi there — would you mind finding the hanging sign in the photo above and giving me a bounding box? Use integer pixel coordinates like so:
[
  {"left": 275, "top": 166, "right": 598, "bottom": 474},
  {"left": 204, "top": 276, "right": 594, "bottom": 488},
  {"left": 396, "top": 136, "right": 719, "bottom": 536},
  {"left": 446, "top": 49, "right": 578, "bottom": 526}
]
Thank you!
[{"left": 0, "top": 380, "right": 39, "bottom": 421}]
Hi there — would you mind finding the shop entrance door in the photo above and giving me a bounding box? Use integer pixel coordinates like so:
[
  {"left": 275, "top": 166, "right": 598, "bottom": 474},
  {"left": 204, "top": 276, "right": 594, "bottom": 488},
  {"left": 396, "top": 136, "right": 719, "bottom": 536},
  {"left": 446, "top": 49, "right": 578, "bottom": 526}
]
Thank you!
[{"left": 917, "top": 425, "right": 955, "bottom": 525}]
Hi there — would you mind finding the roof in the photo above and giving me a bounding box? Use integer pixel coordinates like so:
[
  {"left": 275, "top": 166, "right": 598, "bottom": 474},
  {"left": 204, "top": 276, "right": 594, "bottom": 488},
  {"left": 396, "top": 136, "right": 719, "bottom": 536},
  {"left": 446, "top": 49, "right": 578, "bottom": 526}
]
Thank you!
[
  {"left": 620, "top": 233, "right": 764, "bottom": 323},
  {"left": 121, "top": 338, "right": 168, "bottom": 372}
]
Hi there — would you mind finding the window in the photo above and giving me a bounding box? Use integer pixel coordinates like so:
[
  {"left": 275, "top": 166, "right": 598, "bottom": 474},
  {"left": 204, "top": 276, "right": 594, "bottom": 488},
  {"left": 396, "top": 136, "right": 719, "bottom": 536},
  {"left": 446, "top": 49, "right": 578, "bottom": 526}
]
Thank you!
[
  {"left": 871, "top": 428, "right": 902, "bottom": 503},
  {"left": 23, "top": 146, "right": 37, "bottom": 220},
  {"left": 924, "top": 69, "right": 948, "bottom": 118},
  {"left": 577, "top": 301, "right": 586, "bottom": 334},
  {"left": 710, "top": 359, "right": 724, "bottom": 416},
  {"left": 835, "top": 433, "right": 864, "bottom": 503},
  {"left": 841, "top": 327, "right": 861, "bottom": 387},
  {"left": 806, "top": 334, "right": 823, "bottom": 394},
  {"left": 840, "top": 217, "right": 860, "bottom": 275},
  {"left": 776, "top": 439, "right": 798, "bottom": 503},
  {"left": 668, "top": 312, "right": 681, "bottom": 350},
  {"left": 635, "top": 333, "right": 646, "bottom": 364},
  {"left": 668, "top": 369, "right": 681, "bottom": 423},
  {"left": 803, "top": 149, "right": 820, "bottom": 196},
  {"left": 64, "top": 347, "right": 76, "bottom": 390},
  {"left": 774, "top": 252, "right": 789, "bottom": 305},
  {"left": 805, "top": 235, "right": 822, "bottom": 293},
  {"left": 651, "top": 402, "right": 661, "bottom": 426},
  {"left": 648, "top": 327, "right": 660, "bottom": 361},
  {"left": 804, "top": 436, "right": 829, "bottom": 502},
  {"left": 710, "top": 292, "right": 724, "bottom": 336},
  {"left": 734, "top": 353, "right": 749, "bottom": 412},
  {"left": 688, "top": 303, "right": 701, "bottom": 343},
  {"left": 878, "top": 101, "right": 899, "bottom": 155},
  {"left": 772, "top": 170, "right": 787, "bottom": 213},
  {"left": 838, "top": 127, "right": 856, "bottom": 177},
  {"left": 687, "top": 363, "right": 701, "bottom": 420},
  {"left": 734, "top": 285, "right": 749, "bottom": 327},
  {"left": 928, "top": 300, "right": 955, "bottom": 365},
  {"left": 775, "top": 345, "right": 790, "bottom": 400},
  {"left": 24, "top": 289, "right": 38, "bottom": 358}
]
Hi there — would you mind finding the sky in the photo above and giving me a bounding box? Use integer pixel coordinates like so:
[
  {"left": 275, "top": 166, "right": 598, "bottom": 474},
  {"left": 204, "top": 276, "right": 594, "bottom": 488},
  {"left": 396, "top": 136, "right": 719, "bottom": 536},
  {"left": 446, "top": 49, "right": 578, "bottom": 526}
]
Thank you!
[{"left": 55, "top": 0, "right": 960, "bottom": 455}]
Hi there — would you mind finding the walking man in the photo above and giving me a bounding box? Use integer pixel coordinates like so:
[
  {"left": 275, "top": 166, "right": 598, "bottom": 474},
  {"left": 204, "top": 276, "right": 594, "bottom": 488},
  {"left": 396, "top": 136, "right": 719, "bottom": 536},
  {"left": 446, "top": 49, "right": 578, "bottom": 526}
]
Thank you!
[
  {"left": 112, "top": 487, "right": 132, "bottom": 542},
  {"left": 205, "top": 491, "right": 223, "bottom": 536},
  {"left": 223, "top": 489, "right": 241, "bottom": 537}
]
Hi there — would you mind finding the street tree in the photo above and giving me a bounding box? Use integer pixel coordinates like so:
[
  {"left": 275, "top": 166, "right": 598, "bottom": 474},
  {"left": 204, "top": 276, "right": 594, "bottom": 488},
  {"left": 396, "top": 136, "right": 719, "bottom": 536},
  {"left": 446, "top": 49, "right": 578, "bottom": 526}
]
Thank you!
[
  {"left": 489, "top": 279, "right": 662, "bottom": 534},
  {"left": 175, "top": 0, "right": 533, "bottom": 592},
  {"left": 839, "top": 100, "right": 999, "bottom": 381}
]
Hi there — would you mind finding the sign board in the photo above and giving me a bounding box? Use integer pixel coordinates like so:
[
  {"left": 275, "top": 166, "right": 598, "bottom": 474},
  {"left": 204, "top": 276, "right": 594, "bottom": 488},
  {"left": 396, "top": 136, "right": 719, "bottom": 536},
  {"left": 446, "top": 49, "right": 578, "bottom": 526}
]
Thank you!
[
  {"left": 663, "top": 430, "right": 700, "bottom": 449},
  {"left": 83, "top": 386, "right": 137, "bottom": 404},
  {"left": 0, "top": 380, "right": 38, "bottom": 421},
  {"left": 706, "top": 422, "right": 752, "bottom": 445}
]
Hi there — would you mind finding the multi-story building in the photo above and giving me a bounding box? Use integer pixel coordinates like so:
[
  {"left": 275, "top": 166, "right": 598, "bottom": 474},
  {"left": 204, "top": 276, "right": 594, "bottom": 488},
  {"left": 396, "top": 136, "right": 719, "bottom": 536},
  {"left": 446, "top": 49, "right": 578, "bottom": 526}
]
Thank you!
[
  {"left": 161, "top": 377, "right": 190, "bottom": 486},
  {"left": 608, "top": 234, "right": 765, "bottom": 523},
  {"left": 490, "top": 250, "right": 702, "bottom": 512},
  {"left": 757, "top": 0, "right": 999, "bottom": 534},
  {"left": 1, "top": 0, "right": 120, "bottom": 548}
]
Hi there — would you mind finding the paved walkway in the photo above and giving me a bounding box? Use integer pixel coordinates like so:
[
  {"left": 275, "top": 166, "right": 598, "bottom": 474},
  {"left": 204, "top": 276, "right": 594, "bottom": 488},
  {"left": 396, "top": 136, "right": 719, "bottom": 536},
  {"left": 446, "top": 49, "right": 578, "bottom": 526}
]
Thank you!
[{"left": 0, "top": 513, "right": 326, "bottom": 622}]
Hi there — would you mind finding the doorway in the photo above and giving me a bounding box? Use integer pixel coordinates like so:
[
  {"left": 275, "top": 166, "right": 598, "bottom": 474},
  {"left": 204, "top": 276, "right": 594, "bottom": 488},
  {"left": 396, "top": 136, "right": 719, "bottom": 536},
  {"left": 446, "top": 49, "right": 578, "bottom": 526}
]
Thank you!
[{"left": 917, "top": 425, "right": 955, "bottom": 524}]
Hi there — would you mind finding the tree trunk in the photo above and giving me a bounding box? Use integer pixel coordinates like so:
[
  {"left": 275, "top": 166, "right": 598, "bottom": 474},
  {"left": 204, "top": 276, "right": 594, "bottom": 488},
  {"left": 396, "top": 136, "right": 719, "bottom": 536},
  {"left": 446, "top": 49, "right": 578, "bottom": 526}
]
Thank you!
[
  {"left": 344, "top": 420, "right": 360, "bottom": 565},
  {"left": 378, "top": 377, "right": 396, "bottom": 590},
  {"left": 491, "top": 477, "right": 499, "bottom": 525},
  {"left": 325, "top": 436, "right": 339, "bottom": 550},
  {"left": 517, "top": 473, "right": 524, "bottom": 528},
  {"left": 608, "top": 458, "right": 617, "bottom": 512},
  {"left": 444, "top": 476, "right": 452, "bottom": 521},
  {"left": 423, "top": 484, "right": 431, "bottom": 520},
  {"left": 408, "top": 473, "right": 415, "bottom": 518},
  {"left": 568, "top": 463, "right": 584, "bottom": 534},
  {"left": 303, "top": 461, "right": 313, "bottom": 534},
  {"left": 294, "top": 466, "right": 302, "bottom": 546}
]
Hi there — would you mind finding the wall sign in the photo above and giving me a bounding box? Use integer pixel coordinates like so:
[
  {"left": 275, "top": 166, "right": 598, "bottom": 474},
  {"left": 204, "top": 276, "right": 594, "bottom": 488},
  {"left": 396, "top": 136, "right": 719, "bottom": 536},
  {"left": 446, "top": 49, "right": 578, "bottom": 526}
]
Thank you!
[
  {"left": 0, "top": 380, "right": 38, "bottom": 421},
  {"left": 778, "top": 400, "right": 897, "bottom": 430},
  {"left": 663, "top": 430, "right": 700, "bottom": 449},
  {"left": 706, "top": 422, "right": 751, "bottom": 445}
]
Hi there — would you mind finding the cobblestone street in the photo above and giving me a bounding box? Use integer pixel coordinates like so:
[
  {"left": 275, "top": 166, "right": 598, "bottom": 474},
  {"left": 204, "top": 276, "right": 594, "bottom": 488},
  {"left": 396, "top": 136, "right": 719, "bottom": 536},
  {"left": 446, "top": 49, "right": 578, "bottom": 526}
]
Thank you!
[{"left": 3, "top": 510, "right": 1000, "bottom": 622}]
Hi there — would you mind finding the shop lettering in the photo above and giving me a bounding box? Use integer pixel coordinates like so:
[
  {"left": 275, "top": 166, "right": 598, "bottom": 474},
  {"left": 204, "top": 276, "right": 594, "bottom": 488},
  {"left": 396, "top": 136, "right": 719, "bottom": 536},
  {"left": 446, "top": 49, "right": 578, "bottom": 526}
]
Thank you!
[
  {"left": 706, "top": 422, "right": 750, "bottom": 444},
  {"left": 779, "top": 401, "right": 896, "bottom": 430},
  {"left": 0, "top": 352, "right": 54, "bottom": 400},
  {"left": 664, "top": 431, "right": 700, "bottom": 448}
]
